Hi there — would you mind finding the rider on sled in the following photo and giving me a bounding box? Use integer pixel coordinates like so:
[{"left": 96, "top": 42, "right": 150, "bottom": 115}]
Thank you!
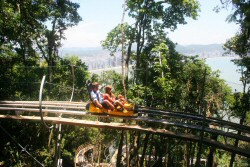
[
  {"left": 103, "top": 85, "right": 125, "bottom": 112},
  {"left": 90, "top": 82, "right": 114, "bottom": 110}
]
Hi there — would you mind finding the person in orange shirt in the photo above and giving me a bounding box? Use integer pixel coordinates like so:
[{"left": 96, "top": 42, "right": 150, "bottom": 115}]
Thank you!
[
  {"left": 103, "top": 85, "right": 125, "bottom": 111},
  {"left": 117, "top": 94, "right": 128, "bottom": 104}
]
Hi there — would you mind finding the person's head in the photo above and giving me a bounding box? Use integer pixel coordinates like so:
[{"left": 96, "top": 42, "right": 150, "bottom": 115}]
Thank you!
[
  {"left": 105, "top": 85, "right": 112, "bottom": 93},
  {"left": 92, "top": 82, "right": 99, "bottom": 91},
  {"left": 118, "top": 94, "right": 124, "bottom": 99}
]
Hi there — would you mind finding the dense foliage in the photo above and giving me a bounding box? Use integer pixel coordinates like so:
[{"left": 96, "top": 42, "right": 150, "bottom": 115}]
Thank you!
[
  {"left": 218, "top": 0, "right": 250, "bottom": 166},
  {"left": 101, "top": 0, "right": 249, "bottom": 166},
  {"left": 0, "top": 0, "right": 249, "bottom": 166},
  {"left": 0, "top": 0, "right": 91, "bottom": 166}
]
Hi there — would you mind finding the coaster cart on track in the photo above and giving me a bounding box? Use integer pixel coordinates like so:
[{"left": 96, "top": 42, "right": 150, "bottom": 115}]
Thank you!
[{"left": 85, "top": 80, "right": 137, "bottom": 117}]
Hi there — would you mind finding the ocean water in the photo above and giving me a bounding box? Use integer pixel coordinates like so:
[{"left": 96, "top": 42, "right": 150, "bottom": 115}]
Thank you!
[{"left": 205, "top": 57, "right": 243, "bottom": 92}]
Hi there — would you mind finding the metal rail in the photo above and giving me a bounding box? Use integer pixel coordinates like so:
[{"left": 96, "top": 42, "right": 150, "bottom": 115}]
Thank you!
[
  {"left": 39, "top": 75, "right": 53, "bottom": 129},
  {"left": 139, "top": 108, "right": 250, "bottom": 133},
  {"left": 0, "top": 114, "right": 249, "bottom": 157},
  {"left": 0, "top": 101, "right": 249, "bottom": 158}
]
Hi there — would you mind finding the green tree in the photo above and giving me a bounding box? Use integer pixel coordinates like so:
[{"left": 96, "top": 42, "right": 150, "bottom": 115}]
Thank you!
[
  {"left": 102, "top": 0, "right": 200, "bottom": 87},
  {"left": 219, "top": 1, "right": 250, "bottom": 166},
  {"left": 35, "top": 0, "right": 82, "bottom": 85},
  {"left": 0, "top": 0, "right": 82, "bottom": 87},
  {"left": 102, "top": 23, "right": 135, "bottom": 87},
  {"left": 127, "top": 0, "right": 199, "bottom": 83}
]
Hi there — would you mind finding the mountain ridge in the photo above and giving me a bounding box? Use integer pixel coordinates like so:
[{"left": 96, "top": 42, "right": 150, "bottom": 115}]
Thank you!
[{"left": 60, "top": 44, "right": 227, "bottom": 57}]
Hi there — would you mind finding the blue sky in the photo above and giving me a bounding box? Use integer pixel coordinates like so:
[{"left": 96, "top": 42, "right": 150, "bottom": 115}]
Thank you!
[{"left": 62, "top": 0, "right": 239, "bottom": 48}]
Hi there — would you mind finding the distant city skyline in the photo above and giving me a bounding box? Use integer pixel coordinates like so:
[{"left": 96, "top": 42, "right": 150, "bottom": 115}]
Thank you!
[{"left": 61, "top": 0, "right": 239, "bottom": 48}]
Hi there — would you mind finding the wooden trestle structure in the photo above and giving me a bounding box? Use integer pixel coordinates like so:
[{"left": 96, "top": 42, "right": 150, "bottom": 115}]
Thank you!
[{"left": 0, "top": 100, "right": 249, "bottom": 162}]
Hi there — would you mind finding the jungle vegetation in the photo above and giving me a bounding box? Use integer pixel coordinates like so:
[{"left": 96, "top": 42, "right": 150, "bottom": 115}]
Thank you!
[{"left": 0, "top": 0, "right": 249, "bottom": 166}]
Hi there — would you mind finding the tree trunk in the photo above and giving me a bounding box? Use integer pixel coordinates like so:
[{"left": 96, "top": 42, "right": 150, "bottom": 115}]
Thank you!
[
  {"left": 117, "top": 130, "right": 124, "bottom": 167},
  {"left": 126, "top": 130, "right": 130, "bottom": 167},
  {"left": 53, "top": 126, "right": 58, "bottom": 167},
  {"left": 48, "top": 19, "right": 57, "bottom": 94},
  {"left": 132, "top": 132, "right": 141, "bottom": 167},
  {"left": 129, "top": 132, "right": 141, "bottom": 165},
  {"left": 121, "top": 0, "right": 126, "bottom": 97},
  {"left": 185, "top": 141, "right": 191, "bottom": 167},
  {"left": 139, "top": 133, "right": 150, "bottom": 167},
  {"left": 148, "top": 134, "right": 154, "bottom": 167},
  {"left": 165, "top": 138, "right": 169, "bottom": 167},
  {"left": 195, "top": 69, "right": 207, "bottom": 167},
  {"left": 207, "top": 129, "right": 218, "bottom": 167},
  {"left": 125, "top": 41, "right": 132, "bottom": 90},
  {"left": 190, "top": 142, "right": 195, "bottom": 166}
]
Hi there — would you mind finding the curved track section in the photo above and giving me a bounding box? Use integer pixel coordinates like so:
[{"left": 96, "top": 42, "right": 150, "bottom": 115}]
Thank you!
[{"left": 0, "top": 101, "right": 249, "bottom": 157}]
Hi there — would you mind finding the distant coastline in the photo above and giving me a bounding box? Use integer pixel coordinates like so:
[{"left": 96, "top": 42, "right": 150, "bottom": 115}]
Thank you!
[
  {"left": 59, "top": 43, "right": 238, "bottom": 70},
  {"left": 59, "top": 44, "right": 242, "bottom": 92}
]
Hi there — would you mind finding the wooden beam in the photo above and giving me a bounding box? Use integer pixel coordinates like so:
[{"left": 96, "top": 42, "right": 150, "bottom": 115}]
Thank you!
[
  {"left": 0, "top": 115, "right": 249, "bottom": 157},
  {"left": 0, "top": 107, "right": 88, "bottom": 116},
  {"left": 1, "top": 107, "right": 249, "bottom": 143}
]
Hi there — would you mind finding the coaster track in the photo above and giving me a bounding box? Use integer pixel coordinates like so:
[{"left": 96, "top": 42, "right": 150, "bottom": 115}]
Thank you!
[{"left": 0, "top": 100, "right": 249, "bottom": 157}]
